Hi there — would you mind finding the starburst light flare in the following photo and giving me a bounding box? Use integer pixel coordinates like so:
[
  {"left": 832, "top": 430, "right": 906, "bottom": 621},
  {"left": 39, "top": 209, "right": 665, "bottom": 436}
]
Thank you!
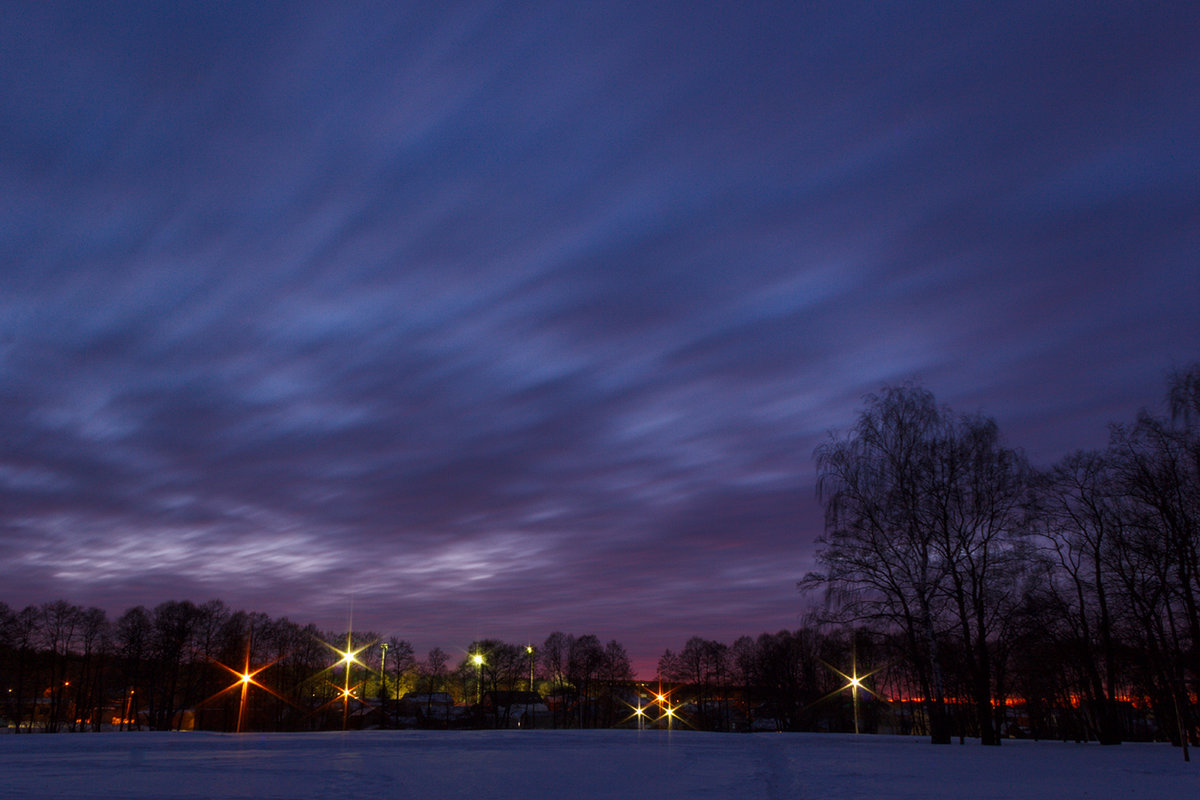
[
  {"left": 201, "top": 653, "right": 287, "bottom": 733},
  {"left": 817, "top": 656, "right": 883, "bottom": 735},
  {"left": 315, "top": 628, "right": 374, "bottom": 729}
]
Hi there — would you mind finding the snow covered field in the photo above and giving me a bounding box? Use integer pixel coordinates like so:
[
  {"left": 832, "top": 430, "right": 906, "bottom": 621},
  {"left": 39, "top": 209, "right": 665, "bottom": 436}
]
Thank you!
[{"left": 2, "top": 729, "right": 1195, "bottom": 800}]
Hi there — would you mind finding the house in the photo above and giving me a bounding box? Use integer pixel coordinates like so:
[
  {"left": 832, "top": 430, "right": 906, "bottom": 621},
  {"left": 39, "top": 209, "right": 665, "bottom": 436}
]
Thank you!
[
  {"left": 397, "top": 692, "right": 465, "bottom": 728},
  {"left": 479, "top": 691, "right": 550, "bottom": 728}
]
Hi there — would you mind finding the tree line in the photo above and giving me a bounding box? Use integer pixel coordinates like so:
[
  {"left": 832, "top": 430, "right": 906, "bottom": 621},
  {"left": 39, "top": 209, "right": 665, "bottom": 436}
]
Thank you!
[
  {"left": 0, "top": 592, "right": 1010, "bottom": 736},
  {"left": 0, "top": 592, "right": 1189, "bottom": 738},
  {"left": 0, "top": 599, "right": 397, "bottom": 733},
  {"left": 3, "top": 367, "right": 1195, "bottom": 741},
  {"left": 800, "top": 365, "right": 1200, "bottom": 752},
  {"left": 0, "top": 596, "right": 650, "bottom": 732}
]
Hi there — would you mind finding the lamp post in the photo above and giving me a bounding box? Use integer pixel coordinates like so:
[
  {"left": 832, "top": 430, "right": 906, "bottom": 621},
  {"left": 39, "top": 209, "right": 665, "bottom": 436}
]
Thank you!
[
  {"left": 824, "top": 648, "right": 876, "bottom": 736},
  {"left": 236, "top": 671, "right": 252, "bottom": 733},
  {"left": 526, "top": 645, "right": 535, "bottom": 693},
  {"left": 123, "top": 690, "right": 135, "bottom": 731},
  {"left": 472, "top": 653, "right": 484, "bottom": 704},
  {"left": 380, "top": 643, "right": 389, "bottom": 698},
  {"left": 849, "top": 670, "right": 862, "bottom": 734},
  {"left": 341, "top": 649, "right": 353, "bottom": 731},
  {"left": 654, "top": 690, "right": 673, "bottom": 731},
  {"left": 380, "top": 642, "right": 389, "bottom": 724},
  {"left": 845, "top": 644, "right": 866, "bottom": 735},
  {"left": 334, "top": 635, "right": 362, "bottom": 732}
]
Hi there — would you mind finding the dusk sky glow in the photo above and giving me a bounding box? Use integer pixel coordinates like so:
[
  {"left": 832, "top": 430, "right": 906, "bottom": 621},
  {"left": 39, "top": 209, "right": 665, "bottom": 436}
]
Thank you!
[{"left": 3, "top": 1, "right": 1198, "bottom": 675}]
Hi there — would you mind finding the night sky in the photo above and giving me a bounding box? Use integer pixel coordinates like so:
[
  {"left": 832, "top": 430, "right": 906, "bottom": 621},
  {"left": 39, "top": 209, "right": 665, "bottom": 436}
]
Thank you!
[{"left": 3, "top": 2, "right": 1198, "bottom": 675}]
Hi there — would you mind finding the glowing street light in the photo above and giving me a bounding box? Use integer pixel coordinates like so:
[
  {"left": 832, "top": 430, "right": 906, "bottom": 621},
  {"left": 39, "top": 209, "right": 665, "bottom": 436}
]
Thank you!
[
  {"left": 648, "top": 685, "right": 678, "bottom": 731},
  {"left": 525, "top": 645, "right": 535, "bottom": 693},
  {"left": 380, "top": 642, "right": 390, "bottom": 710},
  {"left": 824, "top": 657, "right": 879, "bottom": 735},
  {"left": 326, "top": 633, "right": 370, "bottom": 731},
  {"left": 204, "top": 650, "right": 283, "bottom": 733},
  {"left": 122, "top": 690, "right": 135, "bottom": 731},
  {"left": 235, "top": 672, "right": 253, "bottom": 732},
  {"left": 471, "top": 653, "right": 485, "bottom": 704}
]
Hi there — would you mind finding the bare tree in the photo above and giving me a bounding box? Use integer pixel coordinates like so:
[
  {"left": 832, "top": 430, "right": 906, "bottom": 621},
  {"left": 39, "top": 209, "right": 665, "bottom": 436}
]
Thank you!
[
  {"left": 385, "top": 637, "right": 416, "bottom": 706},
  {"left": 71, "top": 607, "right": 110, "bottom": 732},
  {"left": 1030, "top": 450, "right": 1126, "bottom": 743},
  {"left": 39, "top": 600, "right": 81, "bottom": 732},
  {"left": 115, "top": 606, "right": 152, "bottom": 730},
  {"left": 567, "top": 635, "right": 606, "bottom": 728},
  {"left": 1168, "top": 362, "right": 1200, "bottom": 427},
  {"left": 149, "top": 600, "right": 201, "bottom": 730},
  {"left": 663, "top": 637, "right": 732, "bottom": 730},
  {"left": 802, "top": 385, "right": 954, "bottom": 743},
  {"left": 541, "top": 632, "right": 570, "bottom": 727},
  {"left": 7, "top": 605, "right": 39, "bottom": 732},
  {"left": 928, "top": 414, "right": 1029, "bottom": 745},
  {"left": 418, "top": 647, "right": 450, "bottom": 725},
  {"left": 1107, "top": 372, "right": 1200, "bottom": 756}
]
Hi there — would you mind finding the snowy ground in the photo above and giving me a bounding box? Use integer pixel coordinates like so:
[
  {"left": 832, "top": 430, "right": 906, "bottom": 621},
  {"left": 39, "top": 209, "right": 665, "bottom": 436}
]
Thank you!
[{"left": 2, "top": 729, "right": 1195, "bottom": 800}]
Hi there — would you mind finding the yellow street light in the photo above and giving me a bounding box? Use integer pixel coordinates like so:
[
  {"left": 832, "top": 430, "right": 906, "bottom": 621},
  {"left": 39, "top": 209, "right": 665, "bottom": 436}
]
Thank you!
[
  {"left": 525, "top": 645, "right": 535, "bottom": 692},
  {"left": 471, "top": 653, "right": 485, "bottom": 704},
  {"left": 823, "top": 657, "right": 879, "bottom": 735}
]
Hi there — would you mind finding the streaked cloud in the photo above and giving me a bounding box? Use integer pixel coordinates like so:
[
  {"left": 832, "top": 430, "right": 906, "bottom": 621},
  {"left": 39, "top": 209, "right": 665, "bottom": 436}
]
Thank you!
[{"left": 1, "top": 0, "right": 1197, "bottom": 672}]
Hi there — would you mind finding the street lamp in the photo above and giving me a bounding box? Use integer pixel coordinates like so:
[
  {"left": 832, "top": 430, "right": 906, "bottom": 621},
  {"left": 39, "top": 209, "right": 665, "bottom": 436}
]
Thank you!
[
  {"left": 823, "top": 652, "right": 878, "bottom": 735},
  {"left": 471, "top": 653, "right": 484, "bottom": 704},
  {"left": 236, "top": 671, "right": 253, "bottom": 733},
  {"left": 652, "top": 688, "right": 673, "bottom": 731},
  {"left": 123, "top": 690, "right": 135, "bottom": 731},
  {"left": 848, "top": 671, "right": 863, "bottom": 735},
  {"left": 525, "top": 645, "right": 535, "bottom": 693},
  {"left": 331, "top": 635, "right": 366, "bottom": 731},
  {"left": 380, "top": 643, "right": 389, "bottom": 699}
]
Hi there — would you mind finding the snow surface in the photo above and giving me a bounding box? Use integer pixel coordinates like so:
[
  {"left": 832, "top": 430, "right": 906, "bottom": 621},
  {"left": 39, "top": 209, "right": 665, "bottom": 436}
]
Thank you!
[{"left": 2, "top": 729, "right": 1195, "bottom": 800}]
